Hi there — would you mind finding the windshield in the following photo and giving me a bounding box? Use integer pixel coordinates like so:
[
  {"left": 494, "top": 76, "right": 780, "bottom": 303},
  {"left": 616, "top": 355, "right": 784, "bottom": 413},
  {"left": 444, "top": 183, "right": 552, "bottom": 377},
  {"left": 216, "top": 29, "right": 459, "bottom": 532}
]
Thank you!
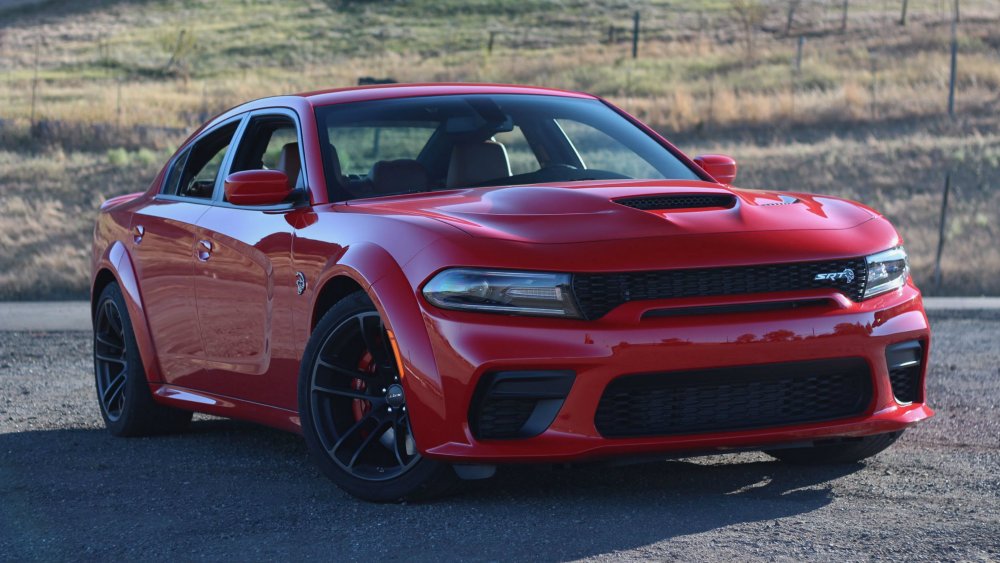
[{"left": 315, "top": 94, "right": 700, "bottom": 201}]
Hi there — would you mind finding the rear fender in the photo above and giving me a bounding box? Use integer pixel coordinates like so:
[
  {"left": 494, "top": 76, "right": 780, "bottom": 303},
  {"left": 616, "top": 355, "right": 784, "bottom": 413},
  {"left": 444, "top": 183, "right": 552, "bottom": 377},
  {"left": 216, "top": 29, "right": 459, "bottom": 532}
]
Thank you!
[{"left": 93, "top": 241, "right": 164, "bottom": 384}]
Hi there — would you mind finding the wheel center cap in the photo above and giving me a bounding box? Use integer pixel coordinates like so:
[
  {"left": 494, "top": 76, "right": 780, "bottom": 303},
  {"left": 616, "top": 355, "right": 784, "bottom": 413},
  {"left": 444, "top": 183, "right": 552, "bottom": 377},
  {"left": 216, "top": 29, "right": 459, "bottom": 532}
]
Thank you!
[{"left": 385, "top": 384, "right": 405, "bottom": 408}]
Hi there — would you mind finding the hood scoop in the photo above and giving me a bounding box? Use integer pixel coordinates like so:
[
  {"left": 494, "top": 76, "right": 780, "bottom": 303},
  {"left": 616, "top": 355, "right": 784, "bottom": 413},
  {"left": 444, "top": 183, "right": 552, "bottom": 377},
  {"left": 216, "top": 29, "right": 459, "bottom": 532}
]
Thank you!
[
  {"left": 758, "top": 195, "right": 801, "bottom": 207},
  {"left": 615, "top": 193, "right": 736, "bottom": 211}
]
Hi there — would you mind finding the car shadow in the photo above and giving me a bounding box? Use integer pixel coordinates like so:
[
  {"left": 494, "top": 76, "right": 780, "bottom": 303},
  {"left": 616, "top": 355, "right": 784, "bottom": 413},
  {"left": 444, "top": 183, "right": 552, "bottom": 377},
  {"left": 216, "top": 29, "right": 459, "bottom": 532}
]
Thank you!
[{"left": 0, "top": 419, "right": 864, "bottom": 560}]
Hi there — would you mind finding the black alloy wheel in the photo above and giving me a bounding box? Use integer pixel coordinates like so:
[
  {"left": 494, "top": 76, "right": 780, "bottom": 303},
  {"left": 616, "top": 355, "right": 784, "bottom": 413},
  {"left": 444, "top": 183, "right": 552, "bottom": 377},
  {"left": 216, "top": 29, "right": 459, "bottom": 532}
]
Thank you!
[
  {"left": 310, "top": 311, "right": 419, "bottom": 481},
  {"left": 92, "top": 282, "right": 192, "bottom": 436},
  {"left": 94, "top": 296, "right": 129, "bottom": 421},
  {"left": 299, "top": 291, "right": 456, "bottom": 502}
]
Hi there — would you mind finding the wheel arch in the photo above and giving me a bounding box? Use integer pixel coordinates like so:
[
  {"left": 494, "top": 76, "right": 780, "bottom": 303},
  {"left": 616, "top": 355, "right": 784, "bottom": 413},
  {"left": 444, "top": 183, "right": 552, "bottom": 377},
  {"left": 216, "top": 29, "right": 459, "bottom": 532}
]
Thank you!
[
  {"left": 310, "top": 275, "right": 365, "bottom": 331},
  {"left": 91, "top": 241, "right": 164, "bottom": 384},
  {"left": 305, "top": 243, "right": 448, "bottom": 454}
]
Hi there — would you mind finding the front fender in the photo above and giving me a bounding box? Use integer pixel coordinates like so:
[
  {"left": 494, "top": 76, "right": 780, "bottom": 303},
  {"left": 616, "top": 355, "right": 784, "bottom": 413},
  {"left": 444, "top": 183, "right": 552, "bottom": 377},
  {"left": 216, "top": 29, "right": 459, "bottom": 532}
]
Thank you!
[
  {"left": 308, "top": 242, "right": 446, "bottom": 454},
  {"left": 93, "top": 241, "right": 163, "bottom": 384}
]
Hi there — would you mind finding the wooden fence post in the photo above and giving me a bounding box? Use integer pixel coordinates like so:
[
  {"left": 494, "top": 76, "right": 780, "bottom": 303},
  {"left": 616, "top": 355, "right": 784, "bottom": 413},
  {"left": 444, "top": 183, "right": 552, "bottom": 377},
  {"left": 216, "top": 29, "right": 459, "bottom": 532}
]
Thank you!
[
  {"left": 947, "top": 1, "right": 958, "bottom": 117},
  {"left": 933, "top": 172, "right": 952, "bottom": 292},
  {"left": 795, "top": 35, "right": 804, "bottom": 73},
  {"left": 29, "top": 40, "right": 39, "bottom": 135},
  {"left": 632, "top": 11, "right": 640, "bottom": 59}
]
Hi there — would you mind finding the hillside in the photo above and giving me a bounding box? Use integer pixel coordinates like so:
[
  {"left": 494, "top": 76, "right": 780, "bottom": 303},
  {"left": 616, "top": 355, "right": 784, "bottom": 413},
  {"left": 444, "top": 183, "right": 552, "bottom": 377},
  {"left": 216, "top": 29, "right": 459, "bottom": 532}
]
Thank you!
[{"left": 0, "top": 0, "right": 998, "bottom": 298}]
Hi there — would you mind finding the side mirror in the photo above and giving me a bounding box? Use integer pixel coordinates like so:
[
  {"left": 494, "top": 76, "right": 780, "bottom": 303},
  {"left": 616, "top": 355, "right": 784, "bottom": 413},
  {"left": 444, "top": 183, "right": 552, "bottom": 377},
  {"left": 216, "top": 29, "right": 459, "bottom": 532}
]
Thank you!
[
  {"left": 224, "top": 170, "right": 293, "bottom": 205},
  {"left": 693, "top": 154, "right": 737, "bottom": 185}
]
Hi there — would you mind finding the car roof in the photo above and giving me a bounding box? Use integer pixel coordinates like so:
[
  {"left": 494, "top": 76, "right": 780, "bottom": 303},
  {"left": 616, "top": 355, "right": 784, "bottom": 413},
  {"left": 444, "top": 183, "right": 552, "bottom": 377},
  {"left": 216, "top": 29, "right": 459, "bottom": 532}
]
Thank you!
[
  {"left": 295, "top": 83, "right": 596, "bottom": 106},
  {"left": 206, "top": 83, "right": 597, "bottom": 133}
]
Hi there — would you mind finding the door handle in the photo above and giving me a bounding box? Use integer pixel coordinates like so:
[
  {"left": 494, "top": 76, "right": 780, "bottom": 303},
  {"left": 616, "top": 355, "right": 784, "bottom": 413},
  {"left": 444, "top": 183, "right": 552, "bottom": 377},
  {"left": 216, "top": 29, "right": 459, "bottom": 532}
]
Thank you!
[
  {"left": 132, "top": 225, "right": 144, "bottom": 244},
  {"left": 197, "top": 240, "right": 213, "bottom": 261}
]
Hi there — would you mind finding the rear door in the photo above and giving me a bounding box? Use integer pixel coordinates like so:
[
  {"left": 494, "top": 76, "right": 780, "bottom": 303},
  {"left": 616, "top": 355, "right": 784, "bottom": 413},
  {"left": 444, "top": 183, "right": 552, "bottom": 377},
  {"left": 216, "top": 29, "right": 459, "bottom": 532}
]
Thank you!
[
  {"left": 189, "top": 109, "right": 306, "bottom": 409},
  {"left": 130, "top": 118, "right": 241, "bottom": 385}
]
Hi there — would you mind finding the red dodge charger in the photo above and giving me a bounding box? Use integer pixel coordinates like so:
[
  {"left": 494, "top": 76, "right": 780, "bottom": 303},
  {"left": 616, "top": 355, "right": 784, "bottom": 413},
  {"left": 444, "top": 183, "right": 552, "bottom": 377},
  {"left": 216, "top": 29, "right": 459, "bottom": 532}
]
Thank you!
[{"left": 91, "top": 83, "right": 932, "bottom": 501}]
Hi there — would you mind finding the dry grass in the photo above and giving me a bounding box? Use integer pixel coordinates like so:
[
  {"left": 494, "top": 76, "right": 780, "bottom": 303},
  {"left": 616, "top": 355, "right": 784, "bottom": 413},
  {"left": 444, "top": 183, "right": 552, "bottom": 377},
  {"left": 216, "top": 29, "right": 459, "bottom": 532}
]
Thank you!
[{"left": 0, "top": 0, "right": 998, "bottom": 298}]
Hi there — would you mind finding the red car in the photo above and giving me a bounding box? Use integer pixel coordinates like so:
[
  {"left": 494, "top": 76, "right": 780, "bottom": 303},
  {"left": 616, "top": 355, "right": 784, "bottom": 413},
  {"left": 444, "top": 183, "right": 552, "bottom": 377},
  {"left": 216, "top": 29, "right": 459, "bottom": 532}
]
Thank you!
[{"left": 91, "top": 83, "right": 931, "bottom": 501}]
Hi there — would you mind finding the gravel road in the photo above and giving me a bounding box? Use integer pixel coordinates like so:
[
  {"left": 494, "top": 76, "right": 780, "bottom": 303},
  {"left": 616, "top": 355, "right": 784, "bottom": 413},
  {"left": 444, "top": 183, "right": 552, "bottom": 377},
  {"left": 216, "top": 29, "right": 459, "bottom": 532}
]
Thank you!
[{"left": 1, "top": 311, "right": 998, "bottom": 561}]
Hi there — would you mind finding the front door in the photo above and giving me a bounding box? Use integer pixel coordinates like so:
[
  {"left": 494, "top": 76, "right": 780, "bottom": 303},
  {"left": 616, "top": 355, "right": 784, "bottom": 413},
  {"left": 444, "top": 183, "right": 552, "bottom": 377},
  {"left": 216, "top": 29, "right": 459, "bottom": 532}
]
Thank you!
[{"left": 189, "top": 111, "right": 306, "bottom": 409}]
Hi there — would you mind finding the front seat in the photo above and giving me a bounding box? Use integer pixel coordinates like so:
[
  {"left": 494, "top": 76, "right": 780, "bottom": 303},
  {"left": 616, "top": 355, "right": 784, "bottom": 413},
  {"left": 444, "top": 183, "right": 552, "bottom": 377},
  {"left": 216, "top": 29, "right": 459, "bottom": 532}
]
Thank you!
[
  {"left": 368, "top": 159, "right": 429, "bottom": 196},
  {"left": 446, "top": 140, "right": 512, "bottom": 188},
  {"left": 276, "top": 142, "right": 301, "bottom": 189}
]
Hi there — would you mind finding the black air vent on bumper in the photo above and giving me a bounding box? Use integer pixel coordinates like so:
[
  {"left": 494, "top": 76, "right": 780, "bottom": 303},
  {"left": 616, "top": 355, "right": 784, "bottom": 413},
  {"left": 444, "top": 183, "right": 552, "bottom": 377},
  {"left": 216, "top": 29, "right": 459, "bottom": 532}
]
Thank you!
[
  {"left": 470, "top": 371, "right": 575, "bottom": 440},
  {"left": 886, "top": 340, "right": 924, "bottom": 404},
  {"left": 594, "top": 358, "right": 873, "bottom": 438},
  {"left": 615, "top": 194, "right": 736, "bottom": 210},
  {"left": 572, "top": 258, "right": 868, "bottom": 319}
]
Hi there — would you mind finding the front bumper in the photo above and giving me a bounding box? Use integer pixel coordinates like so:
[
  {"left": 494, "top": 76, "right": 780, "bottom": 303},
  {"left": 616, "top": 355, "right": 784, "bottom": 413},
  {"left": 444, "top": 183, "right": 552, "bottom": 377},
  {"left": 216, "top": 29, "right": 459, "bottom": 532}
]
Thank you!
[{"left": 405, "top": 283, "right": 932, "bottom": 463}]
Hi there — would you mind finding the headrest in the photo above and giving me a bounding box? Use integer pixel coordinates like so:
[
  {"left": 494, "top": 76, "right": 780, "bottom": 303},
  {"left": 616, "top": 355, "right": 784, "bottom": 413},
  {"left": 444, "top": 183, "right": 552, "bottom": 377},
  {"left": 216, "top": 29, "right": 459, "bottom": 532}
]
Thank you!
[
  {"left": 276, "top": 142, "right": 300, "bottom": 189},
  {"left": 446, "top": 141, "right": 512, "bottom": 188},
  {"left": 369, "top": 159, "right": 429, "bottom": 195}
]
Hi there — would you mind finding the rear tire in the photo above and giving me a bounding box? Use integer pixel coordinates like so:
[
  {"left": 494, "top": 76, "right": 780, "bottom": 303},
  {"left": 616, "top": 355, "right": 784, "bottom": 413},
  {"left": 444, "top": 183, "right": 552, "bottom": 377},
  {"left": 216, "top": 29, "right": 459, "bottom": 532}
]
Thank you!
[
  {"left": 298, "top": 291, "right": 457, "bottom": 502},
  {"left": 766, "top": 431, "right": 902, "bottom": 464},
  {"left": 93, "top": 282, "right": 192, "bottom": 436}
]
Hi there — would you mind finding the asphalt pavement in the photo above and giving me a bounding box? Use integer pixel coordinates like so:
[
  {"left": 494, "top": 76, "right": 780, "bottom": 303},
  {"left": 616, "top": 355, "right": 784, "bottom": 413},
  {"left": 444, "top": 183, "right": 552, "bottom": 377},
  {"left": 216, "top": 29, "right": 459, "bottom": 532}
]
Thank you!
[{"left": 0, "top": 309, "right": 997, "bottom": 560}]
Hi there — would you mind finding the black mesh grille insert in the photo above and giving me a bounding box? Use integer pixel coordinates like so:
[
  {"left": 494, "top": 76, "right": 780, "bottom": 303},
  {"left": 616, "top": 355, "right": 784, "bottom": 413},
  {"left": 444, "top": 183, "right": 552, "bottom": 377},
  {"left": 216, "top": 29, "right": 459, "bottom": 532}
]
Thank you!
[
  {"left": 572, "top": 258, "right": 868, "bottom": 319},
  {"left": 476, "top": 398, "right": 537, "bottom": 439},
  {"left": 889, "top": 367, "right": 921, "bottom": 403},
  {"left": 615, "top": 194, "right": 735, "bottom": 210},
  {"left": 594, "top": 358, "right": 873, "bottom": 438}
]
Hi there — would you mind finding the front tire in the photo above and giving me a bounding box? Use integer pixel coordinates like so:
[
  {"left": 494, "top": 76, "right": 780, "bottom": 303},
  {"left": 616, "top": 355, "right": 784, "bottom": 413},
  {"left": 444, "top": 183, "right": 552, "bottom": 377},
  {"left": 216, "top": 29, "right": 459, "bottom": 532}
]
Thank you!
[
  {"left": 93, "top": 282, "right": 192, "bottom": 436},
  {"left": 298, "top": 291, "right": 457, "bottom": 502},
  {"left": 766, "top": 431, "right": 903, "bottom": 464}
]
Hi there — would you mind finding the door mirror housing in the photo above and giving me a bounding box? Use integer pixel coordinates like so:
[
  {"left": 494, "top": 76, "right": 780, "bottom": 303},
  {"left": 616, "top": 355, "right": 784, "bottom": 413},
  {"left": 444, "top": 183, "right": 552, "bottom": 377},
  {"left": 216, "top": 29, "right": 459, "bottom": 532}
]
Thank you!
[
  {"left": 224, "top": 170, "right": 293, "bottom": 205},
  {"left": 693, "top": 154, "right": 738, "bottom": 185}
]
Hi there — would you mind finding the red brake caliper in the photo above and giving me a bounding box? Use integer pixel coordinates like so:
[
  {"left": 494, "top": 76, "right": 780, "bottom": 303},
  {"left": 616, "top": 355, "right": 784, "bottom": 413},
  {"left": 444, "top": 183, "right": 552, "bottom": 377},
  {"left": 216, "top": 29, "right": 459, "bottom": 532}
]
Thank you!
[{"left": 352, "top": 351, "right": 374, "bottom": 423}]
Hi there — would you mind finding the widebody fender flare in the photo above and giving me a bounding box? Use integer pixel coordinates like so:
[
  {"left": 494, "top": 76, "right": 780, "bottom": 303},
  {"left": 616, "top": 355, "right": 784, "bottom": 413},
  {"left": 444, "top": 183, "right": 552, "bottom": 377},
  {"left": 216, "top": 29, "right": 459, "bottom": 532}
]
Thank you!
[
  {"left": 92, "top": 241, "right": 164, "bottom": 384},
  {"left": 307, "top": 242, "right": 448, "bottom": 453}
]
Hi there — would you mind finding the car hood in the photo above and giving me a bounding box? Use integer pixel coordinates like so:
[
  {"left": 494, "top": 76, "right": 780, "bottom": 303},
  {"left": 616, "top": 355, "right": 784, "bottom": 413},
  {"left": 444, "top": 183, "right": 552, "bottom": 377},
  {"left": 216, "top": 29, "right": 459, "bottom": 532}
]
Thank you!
[{"left": 343, "top": 180, "right": 876, "bottom": 244}]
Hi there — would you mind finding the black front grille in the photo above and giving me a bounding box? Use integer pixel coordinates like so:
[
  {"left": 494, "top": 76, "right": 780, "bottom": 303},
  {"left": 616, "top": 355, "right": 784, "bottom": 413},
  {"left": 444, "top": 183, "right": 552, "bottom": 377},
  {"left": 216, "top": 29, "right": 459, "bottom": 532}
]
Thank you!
[
  {"left": 595, "top": 358, "right": 873, "bottom": 438},
  {"left": 615, "top": 194, "right": 736, "bottom": 210},
  {"left": 572, "top": 258, "right": 868, "bottom": 319}
]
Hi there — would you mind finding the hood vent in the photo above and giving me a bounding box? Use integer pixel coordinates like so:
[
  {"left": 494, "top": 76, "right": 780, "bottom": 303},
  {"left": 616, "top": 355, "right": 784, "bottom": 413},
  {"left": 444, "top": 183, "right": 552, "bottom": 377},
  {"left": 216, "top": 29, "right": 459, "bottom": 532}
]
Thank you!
[
  {"left": 759, "top": 195, "right": 801, "bottom": 207},
  {"left": 615, "top": 194, "right": 736, "bottom": 211}
]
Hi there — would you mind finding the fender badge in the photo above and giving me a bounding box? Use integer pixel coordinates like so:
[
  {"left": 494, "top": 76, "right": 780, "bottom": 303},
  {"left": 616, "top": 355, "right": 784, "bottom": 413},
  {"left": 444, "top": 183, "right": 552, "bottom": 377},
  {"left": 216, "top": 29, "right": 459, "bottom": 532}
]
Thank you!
[{"left": 295, "top": 272, "right": 307, "bottom": 295}]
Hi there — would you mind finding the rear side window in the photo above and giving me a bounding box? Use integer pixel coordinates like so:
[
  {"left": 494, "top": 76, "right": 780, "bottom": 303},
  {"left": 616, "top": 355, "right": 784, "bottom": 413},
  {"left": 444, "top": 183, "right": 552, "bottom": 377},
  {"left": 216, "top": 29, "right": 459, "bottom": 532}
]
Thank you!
[{"left": 161, "top": 121, "right": 239, "bottom": 198}]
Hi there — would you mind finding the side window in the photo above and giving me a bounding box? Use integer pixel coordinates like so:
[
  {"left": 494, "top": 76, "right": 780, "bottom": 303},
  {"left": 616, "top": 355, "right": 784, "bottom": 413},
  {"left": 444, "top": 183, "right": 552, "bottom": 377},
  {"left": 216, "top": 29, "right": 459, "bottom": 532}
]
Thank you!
[
  {"left": 230, "top": 114, "right": 303, "bottom": 190},
  {"left": 555, "top": 119, "right": 664, "bottom": 179},
  {"left": 162, "top": 121, "right": 239, "bottom": 198}
]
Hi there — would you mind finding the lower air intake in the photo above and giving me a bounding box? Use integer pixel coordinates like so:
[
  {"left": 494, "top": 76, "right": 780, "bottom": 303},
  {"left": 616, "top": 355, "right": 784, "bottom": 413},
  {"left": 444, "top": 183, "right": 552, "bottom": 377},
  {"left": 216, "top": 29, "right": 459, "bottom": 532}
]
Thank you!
[{"left": 595, "top": 358, "right": 872, "bottom": 438}]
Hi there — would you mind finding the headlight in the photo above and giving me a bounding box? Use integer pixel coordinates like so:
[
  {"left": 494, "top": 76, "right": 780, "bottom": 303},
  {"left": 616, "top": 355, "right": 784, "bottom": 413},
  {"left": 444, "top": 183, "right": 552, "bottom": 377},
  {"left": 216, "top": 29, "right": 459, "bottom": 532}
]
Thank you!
[
  {"left": 422, "top": 268, "right": 581, "bottom": 318},
  {"left": 864, "top": 246, "right": 909, "bottom": 299}
]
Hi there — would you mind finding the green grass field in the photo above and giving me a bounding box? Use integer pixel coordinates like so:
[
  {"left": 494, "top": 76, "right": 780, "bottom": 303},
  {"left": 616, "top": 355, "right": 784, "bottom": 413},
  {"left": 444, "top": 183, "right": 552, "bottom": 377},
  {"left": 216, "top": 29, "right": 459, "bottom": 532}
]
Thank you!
[{"left": 0, "top": 0, "right": 998, "bottom": 298}]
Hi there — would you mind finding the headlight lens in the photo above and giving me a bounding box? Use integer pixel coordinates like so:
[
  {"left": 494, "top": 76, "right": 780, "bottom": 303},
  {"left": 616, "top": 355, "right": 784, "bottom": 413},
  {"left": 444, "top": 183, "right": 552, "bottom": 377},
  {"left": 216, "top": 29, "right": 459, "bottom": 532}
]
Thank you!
[
  {"left": 864, "top": 246, "right": 909, "bottom": 299},
  {"left": 422, "top": 268, "right": 581, "bottom": 318}
]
